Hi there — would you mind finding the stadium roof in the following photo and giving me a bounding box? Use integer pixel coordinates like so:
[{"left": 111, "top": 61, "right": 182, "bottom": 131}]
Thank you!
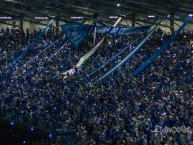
[{"left": 0, "top": 0, "right": 193, "bottom": 28}]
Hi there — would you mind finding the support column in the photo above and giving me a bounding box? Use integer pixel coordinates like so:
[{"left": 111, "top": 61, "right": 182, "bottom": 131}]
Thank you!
[
  {"left": 13, "top": 20, "right": 16, "bottom": 29},
  {"left": 12, "top": 20, "right": 16, "bottom": 34},
  {"left": 170, "top": 13, "right": 174, "bottom": 34},
  {"left": 132, "top": 13, "right": 135, "bottom": 27},
  {"left": 20, "top": 20, "right": 23, "bottom": 30},
  {"left": 56, "top": 16, "right": 59, "bottom": 35}
]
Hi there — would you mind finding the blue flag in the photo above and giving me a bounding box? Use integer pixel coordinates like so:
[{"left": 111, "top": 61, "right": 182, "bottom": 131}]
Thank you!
[{"left": 60, "top": 22, "right": 88, "bottom": 48}]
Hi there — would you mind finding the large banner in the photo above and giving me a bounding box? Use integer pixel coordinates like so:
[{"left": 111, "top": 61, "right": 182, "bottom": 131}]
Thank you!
[
  {"left": 60, "top": 22, "right": 88, "bottom": 48},
  {"left": 61, "top": 37, "right": 105, "bottom": 78},
  {"left": 61, "top": 23, "right": 150, "bottom": 36},
  {"left": 60, "top": 23, "right": 150, "bottom": 47},
  {"left": 90, "top": 25, "right": 150, "bottom": 35}
]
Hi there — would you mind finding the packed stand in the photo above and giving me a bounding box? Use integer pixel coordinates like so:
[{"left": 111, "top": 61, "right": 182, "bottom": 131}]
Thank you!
[{"left": 0, "top": 26, "right": 193, "bottom": 145}]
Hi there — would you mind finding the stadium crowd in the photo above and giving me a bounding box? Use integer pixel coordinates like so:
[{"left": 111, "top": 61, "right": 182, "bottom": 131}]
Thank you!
[{"left": 0, "top": 26, "right": 193, "bottom": 145}]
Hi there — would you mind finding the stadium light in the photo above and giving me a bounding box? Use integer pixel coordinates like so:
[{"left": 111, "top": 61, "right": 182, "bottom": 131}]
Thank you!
[
  {"left": 148, "top": 15, "right": 155, "bottom": 18},
  {"left": 117, "top": 3, "right": 120, "bottom": 7},
  {"left": 35, "top": 17, "right": 48, "bottom": 20},
  {"left": 189, "top": 14, "right": 193, "bottom": 16},
  {"left": 109, "top": 16, "right": 119, "bottom": 19},
  {"left": 71, "top": 16, "right": 83, "bottom": 19},
  {"left": 0, "top": 17, "right": 12, "bottom": 20}
]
